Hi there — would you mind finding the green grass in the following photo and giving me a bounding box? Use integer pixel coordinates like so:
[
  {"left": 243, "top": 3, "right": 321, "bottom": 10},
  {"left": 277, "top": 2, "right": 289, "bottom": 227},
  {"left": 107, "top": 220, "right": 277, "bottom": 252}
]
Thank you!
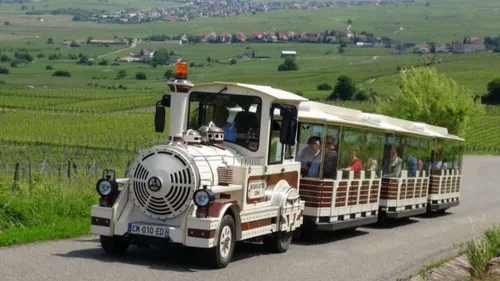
[
  {"left": 465, "top": 224, "right": 500, "bottom": 278},
  {"left": 0, "top": 176, "right": 97, "bottom": 246}
]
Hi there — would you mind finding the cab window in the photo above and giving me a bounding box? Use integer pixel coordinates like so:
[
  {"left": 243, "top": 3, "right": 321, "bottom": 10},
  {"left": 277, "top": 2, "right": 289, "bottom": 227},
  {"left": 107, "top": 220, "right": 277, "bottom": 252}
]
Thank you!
[{"left": 188, "top": 91, "right": 261, "bottom": 152}]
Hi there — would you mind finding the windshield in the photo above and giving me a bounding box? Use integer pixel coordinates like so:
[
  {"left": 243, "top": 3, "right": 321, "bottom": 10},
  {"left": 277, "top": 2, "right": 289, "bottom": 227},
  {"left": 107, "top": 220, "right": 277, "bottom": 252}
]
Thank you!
[{"left": 188, "top": 91, "right": 262, "bottom": 151}]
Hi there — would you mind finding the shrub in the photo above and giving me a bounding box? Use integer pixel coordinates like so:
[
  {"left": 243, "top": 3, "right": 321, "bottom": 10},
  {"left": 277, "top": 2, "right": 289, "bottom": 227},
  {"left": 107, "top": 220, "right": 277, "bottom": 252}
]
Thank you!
[
  {"left": 164, "top": 69, "right": 173, "bottom": 79},
  {"left": 10, "top": 60, "right": 18, "bottom": 67},
  {"left": 117, "top": 70, "right": 126, "bottom": 79},
  {"left": 317, "top": 83, "right": 332, "bottom": 91},
  {"left": 353, "top": 89, "right": 370, "bottom": 101},
  {"left": 466, "top": 225, "right": 500, "bottom": 277},
  {"left": 0, "top": 67, "right": 9, "bottom": 74},
  {"left": 98, "top": 60, "right": 108, "bottom": 66},
  {"left": 45, "top": 65, "right": 53, "bottom": 70},
  {"left": 229, "top": 58, "right": 237, "bottom": 65},
  {"left": 135, "top": 72, "right": 147, "bottom": 80},
  {"left": 52, "top": 70, "right": 71, "bottom": 77},
  {"left": 328, "top": 75, "right": 356, "bottom": 101},
  {"left": 277, "top": 58, "right": 298, "bottom": 71},
  {"left": 0, "top": 55, "right": 10, "bottom": 62},
  {"left": 36, "top": 53, "right": 45, "bottom": 59}
]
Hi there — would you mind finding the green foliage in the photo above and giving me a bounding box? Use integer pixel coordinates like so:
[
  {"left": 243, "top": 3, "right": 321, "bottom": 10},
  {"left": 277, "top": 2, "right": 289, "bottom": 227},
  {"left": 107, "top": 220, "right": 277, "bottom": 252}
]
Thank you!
[
  {"left": 483, "top": 78, "right": 500, "bottom": 105},
  {"left": 4, "top": 21, "right": 10, "bottom": 26},
  {"left": 52, "top": 70, "right": 71, "bottom": 77},
  {"left": 317, "top": 83, "right": 332, "bottom": 91},
  {"left": 45, "top": 65, "right": 53, "bottom": 70},
  {"left": 375, "top": 67, "right": 485, "bottom": 137},
  {"left": 329, "top": 75, "right": 356, "bottom": 101},
  {"left": 47, "top": 37, "right": 54, "bottom": 44},
  {"left": 0, "top": 67, "right": 9, "bottom": 74},
  {"left": 0, "top": 54, "right": 10, "bottom": 62},
  {"left": 117, "top": 70, "right": 126, "bottom": 79},
  {"left": 164, "top": 69, "right": 173, "bottom": 79},
  {"left": 151, "top": 48, "right": 170, "bottom": 65},
  {"left": 229, "top": 57, "right": 237, "bottom": 65},
  {"left": 277, "top": 58, "right": 298, "bottom": 71},
  {"left": 135, "top": 72, "right": 147, "bottom": 80},
  {"left": 466, "top": 224, "right": 500, "bottom": 278}
]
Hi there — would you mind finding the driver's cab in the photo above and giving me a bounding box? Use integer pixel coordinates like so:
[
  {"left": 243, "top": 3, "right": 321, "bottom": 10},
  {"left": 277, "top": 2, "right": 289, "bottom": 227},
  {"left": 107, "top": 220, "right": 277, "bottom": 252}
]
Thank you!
[{"left": 166, "top": 81, "right": 307, "bottom": 168}]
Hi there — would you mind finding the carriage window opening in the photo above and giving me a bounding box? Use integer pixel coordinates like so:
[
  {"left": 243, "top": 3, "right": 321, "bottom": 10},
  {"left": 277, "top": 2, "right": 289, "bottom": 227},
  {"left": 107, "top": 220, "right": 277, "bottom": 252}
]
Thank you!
[
  {"left": 188, "top": 92, "right": 262, "bottom": 152},
  {"left": 296, "top": 122, "right": 323, "bottom": 178},
  {"left": 451, "top": 143, "right": 464, "bottom": 170},
  {"left": 420, "top": 139, "right": 432, "bottom": 175},
  {"left": 268, "top": 119, "right": 283, "bottom": 165},
  {"left": 323, "top": 126, "right": 340, "bottom": 179},
  {"left": 431, "top": 140, "right": 446, "bottom": 174},
  {"left": 382, "top": 134, "right": 404, "bottom": 177},
  {"left": 364, "top": 131, "right": 384, "bottom": 177},
  {"left": 339, "top": 128, "right": 364, "bottom": 179}
]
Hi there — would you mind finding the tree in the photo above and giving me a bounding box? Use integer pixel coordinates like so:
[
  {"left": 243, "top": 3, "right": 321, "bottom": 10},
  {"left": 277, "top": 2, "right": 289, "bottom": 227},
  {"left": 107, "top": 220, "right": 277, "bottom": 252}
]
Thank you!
[
  {"left": 483, "top": 78, "right": 500, "bottom": 105},
  {"left": 164, "top": 69, "right": 173, "bottom": 79},
  {"left": 46, "top": 65, "right": 53, "bottom": 70},
  {"left": 277, "top": 58, "right": 298, "bottom": 71},
  {"left": 117, "top": 70, "right": 126, "bottom": 79},
  {"left": 347, "top": 19, "right": 352, "bottom": 25},
  {"left": 0, "top": 67, "right": 9, "bottom": 74},
  {"left": 375, "top": 67, "right": 484, "bottom": 137},
  {"left": 37, "top": 53, "right": 45, "bottom": 59},
  {"left": 0, "top": 55, "right": 10, "bottom": 62},
  {"left": 229, "top": 58, "right": 237, "bottom": 65},
  {"left": 52, "top": 70, "right": 71, "bottom": 77},
  {"left": 151, "top": 49, "right": 170, "bottom": 65},
  {"left": 328, "top": 75, "right": 356, "bottom": 101},
  {"left": 47, "top": 37, "right": 54, "bottom": 44},
  {"left": 338, "top": 45, "right": 345, "bottom": 54},
  {"left": 4, "top": 21, "right": 10, "bottom": 26},
  {"left": 135, "top": 72, "right": 147, "bottom": 80}
]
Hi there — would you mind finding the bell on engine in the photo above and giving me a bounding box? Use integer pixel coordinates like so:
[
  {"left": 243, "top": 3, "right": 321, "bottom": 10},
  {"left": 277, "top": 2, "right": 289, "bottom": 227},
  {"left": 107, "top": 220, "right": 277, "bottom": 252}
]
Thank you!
[{"left": 197, "top": 122, "right": 225, "bottom": 148}]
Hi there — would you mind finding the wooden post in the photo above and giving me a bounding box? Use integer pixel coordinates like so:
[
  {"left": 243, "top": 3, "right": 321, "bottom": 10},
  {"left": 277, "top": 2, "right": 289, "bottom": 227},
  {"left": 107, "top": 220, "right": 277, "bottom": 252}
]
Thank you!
[
  {"left": 28, "top": 161, "right": 32, "bottom": 193},
  {"left": 67, "top": 160, "right": 71, "bottom": 185},
  {"left": 12, "top": 163, "right": 20, "bottom": 193}
]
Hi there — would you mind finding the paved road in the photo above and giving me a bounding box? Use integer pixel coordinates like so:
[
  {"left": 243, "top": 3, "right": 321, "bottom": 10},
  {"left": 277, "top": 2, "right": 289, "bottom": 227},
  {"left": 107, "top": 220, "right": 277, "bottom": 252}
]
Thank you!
[{"left": 1, "top": 156, "right": 500, "bottom": 281}]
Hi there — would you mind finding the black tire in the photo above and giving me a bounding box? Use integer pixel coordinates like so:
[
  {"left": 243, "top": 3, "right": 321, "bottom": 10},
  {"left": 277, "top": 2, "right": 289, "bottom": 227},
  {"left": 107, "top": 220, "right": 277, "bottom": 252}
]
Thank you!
[
  {"left": 437, "top": 208, "right": 448, "bottom": 214},
  {"left": 100, "top": 235, "right": 129, "bottom": 255},
  {"left": 263, "top": 231, "right": 293, "bottom": 253},
  {"left": 207, "top": 214, "right": 236, "bottom": 269},
  {"left": 300, "top": 221, "right": 319, "bottom": 242}
]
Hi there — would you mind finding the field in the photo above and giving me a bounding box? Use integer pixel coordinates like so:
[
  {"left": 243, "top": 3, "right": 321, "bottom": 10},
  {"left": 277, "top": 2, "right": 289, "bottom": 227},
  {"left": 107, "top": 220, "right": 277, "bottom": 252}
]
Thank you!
[{"left": 1, "top": 0, "right": 500, "bottom": 245}]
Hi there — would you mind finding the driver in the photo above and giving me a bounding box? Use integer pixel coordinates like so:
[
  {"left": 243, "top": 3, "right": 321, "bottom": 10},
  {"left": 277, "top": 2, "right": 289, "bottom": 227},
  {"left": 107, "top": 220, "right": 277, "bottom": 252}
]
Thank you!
[{"left": 215, "top": 106, "right": 236, "bottom": 142}]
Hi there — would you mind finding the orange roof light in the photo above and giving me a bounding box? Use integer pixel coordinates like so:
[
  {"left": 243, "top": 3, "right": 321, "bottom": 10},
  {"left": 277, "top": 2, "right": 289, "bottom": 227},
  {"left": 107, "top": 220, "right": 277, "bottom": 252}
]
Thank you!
[{"left": 174, "top": 61, "right": 187, "bottom": 79}]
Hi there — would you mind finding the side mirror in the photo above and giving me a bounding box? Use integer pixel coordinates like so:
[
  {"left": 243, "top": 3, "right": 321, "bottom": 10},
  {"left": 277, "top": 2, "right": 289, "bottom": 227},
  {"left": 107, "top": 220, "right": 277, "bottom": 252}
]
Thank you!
[
  {"left": 155, "top": 101, "right": 165, "bottom": 133},
  {"left": 161, "top": 94, "right": 171, "bottom": 107},
  {"left": 278, "top": 105, "right": 298, "bottom": 145}
]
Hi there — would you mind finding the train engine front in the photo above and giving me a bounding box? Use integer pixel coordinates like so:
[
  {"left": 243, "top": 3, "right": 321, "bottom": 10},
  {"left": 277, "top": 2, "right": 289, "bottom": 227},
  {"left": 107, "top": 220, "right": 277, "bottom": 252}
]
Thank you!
[{"left": 89, "top": 62, "right": 306, "bottom": 269}]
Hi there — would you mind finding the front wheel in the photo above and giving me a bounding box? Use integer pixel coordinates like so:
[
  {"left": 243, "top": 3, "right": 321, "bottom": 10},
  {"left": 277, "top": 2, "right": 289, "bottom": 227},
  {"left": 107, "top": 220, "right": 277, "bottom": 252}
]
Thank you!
[
  {"left": 206, "top": 214, "right": 236, "bottom": 269},
  {"left": 263, "top": 231, "right": 293, "bottom": 253},
  {"left": 100, "top": 235, "right": 129, "bottom": 255}
]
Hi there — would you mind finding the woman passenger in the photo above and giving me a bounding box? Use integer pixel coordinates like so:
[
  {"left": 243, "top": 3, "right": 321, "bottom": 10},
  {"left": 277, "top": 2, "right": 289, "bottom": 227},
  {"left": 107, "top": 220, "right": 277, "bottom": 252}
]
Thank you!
[{"left": 343, "top": 146, "right": 363, "bottom": 179}]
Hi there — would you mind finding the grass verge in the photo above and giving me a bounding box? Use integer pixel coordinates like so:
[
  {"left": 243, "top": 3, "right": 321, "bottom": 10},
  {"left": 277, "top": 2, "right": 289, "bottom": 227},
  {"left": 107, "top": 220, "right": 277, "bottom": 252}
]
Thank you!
[
  {"left": 466, "top": 224, "right": 500, "bottom": 278},
  {"left": 0, "top": 176, "right": 96, "bottom": 247}
]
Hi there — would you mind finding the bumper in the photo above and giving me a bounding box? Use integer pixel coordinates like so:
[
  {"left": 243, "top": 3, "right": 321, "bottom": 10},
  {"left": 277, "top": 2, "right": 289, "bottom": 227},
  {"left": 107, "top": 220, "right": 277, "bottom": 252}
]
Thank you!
[
  {"left": 429, "top": 201, "right": 459, "bottom": 211},
  {"left": 384, "top": 207, "right": 427, "bottom": 219},
  {"left": 90, "top": 205, "right": 220, "bottom": 248},
  {"left": 314, "top": 216, "right": 378, "bottom": 231}
]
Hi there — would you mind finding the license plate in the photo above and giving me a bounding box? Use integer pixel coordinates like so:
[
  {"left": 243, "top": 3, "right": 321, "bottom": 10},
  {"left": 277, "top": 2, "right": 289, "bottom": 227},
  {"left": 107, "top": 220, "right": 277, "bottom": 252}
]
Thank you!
[{"left": 127, "top": 223, "right": 169, "bottom": 238}]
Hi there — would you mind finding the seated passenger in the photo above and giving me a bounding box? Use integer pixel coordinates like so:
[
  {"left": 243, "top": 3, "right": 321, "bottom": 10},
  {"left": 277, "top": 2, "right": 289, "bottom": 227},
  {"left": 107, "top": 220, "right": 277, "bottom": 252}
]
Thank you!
[
  {"left": 387, "top": 147, "right": 402, "bottom": 177},
  {"left": 407, "top": 155, "right": 417, "bottom": 177},
  {"left": 297, "top": 136, "right": 322, "bottom": 177},
  {"left": 343, "top": 146, "right": 363, "bottom": 179},
  {"left": 323, "top": 136, "right": 338, "bottom": 179}
]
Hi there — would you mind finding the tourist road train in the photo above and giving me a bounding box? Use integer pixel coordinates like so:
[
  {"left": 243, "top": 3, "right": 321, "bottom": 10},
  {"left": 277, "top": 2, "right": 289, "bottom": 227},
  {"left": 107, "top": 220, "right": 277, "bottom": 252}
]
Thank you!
[{"left": 90, "top": 62, "right": 464, "bottom": 268}]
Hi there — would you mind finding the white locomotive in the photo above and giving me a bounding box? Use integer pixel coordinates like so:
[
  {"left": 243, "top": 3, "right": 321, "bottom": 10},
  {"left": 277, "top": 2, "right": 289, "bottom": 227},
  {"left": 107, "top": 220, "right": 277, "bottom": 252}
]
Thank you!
[{"left": 90, "top": 62, "right": 306, "bottom": 268}]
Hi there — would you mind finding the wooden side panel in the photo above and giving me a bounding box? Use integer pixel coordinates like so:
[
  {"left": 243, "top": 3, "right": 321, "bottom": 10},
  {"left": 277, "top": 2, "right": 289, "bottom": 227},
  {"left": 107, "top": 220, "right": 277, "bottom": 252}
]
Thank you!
[
  {"left": 348, "top": 181, "right": 360, "bottom": 206},
  {"left": 406, "top": 179, "right": 415, "bottom": 199},
  {"left": 359, "top": 181, "right": 370, "bottom": 204},
  {"left": 380, "top": 178, "right": 398, "bottom": 200},
  {"left": 335, "top": 182, "right": 348, "bottom": 207},
  {"left": 370, "top": 180, "right": 380, "bottom": 203},
  {"left": 399, "top": 179, "right": 407, "bottom": 199},
  {"left": 429, "top": 176, "right": 440, "bottom": 195}
]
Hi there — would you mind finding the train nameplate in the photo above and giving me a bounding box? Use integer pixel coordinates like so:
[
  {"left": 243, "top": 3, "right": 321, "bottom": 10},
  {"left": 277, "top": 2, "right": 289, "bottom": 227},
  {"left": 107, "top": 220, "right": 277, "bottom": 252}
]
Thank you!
[{"left": 248, "top": 180, "right": 266, "bottom": 200}]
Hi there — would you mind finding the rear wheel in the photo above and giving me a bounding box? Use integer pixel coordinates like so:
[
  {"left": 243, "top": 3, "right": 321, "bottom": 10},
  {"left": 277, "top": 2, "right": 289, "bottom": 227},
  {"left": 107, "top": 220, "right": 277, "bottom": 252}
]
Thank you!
[
  {"left": 100, "top": 235, "right": 129, "bottom": 255},
  {"left": 207, "top": 214, "right": 235, "bottom": 269},
  {"left": 263, "top": 231, "right": 293, "bottom": 253}
]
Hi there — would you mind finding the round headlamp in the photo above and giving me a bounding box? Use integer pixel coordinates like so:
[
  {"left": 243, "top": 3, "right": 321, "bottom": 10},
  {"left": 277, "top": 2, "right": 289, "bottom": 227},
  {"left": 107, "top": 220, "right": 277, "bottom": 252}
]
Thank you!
[
  {"left": 193, "top": 189, "right": 215, "bottom": 207},
  {"left": 96, "top": 179, "right": 116, "bottom": 197}
]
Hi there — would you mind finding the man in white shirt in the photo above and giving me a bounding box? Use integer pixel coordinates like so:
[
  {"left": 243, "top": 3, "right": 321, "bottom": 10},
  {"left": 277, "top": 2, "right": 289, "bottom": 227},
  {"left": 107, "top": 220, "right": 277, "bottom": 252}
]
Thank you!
[{"left": 297, "top": 136, "right": 322, "bottom": 177}]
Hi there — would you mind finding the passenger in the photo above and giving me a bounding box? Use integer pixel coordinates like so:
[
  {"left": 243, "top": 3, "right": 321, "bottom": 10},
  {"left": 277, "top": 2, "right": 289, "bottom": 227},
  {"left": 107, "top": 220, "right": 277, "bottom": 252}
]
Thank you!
[
  {"left": 387, "top": 147, "right": 402, "bottom": 177},
  {"left": 407, "top": 155, "right": 417, "bottom": 177},
  {"left": 323, "top": 136, "right": 338, "bottom": 179},
  {"left": 297, "top": 136, "right": 322, "bottom": 177},
  {"left": 343, "top": 146, "right": 363, "bottom": 179},
  {"left": 215, "top": 106, "right": 237, "bottom": 142}
]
